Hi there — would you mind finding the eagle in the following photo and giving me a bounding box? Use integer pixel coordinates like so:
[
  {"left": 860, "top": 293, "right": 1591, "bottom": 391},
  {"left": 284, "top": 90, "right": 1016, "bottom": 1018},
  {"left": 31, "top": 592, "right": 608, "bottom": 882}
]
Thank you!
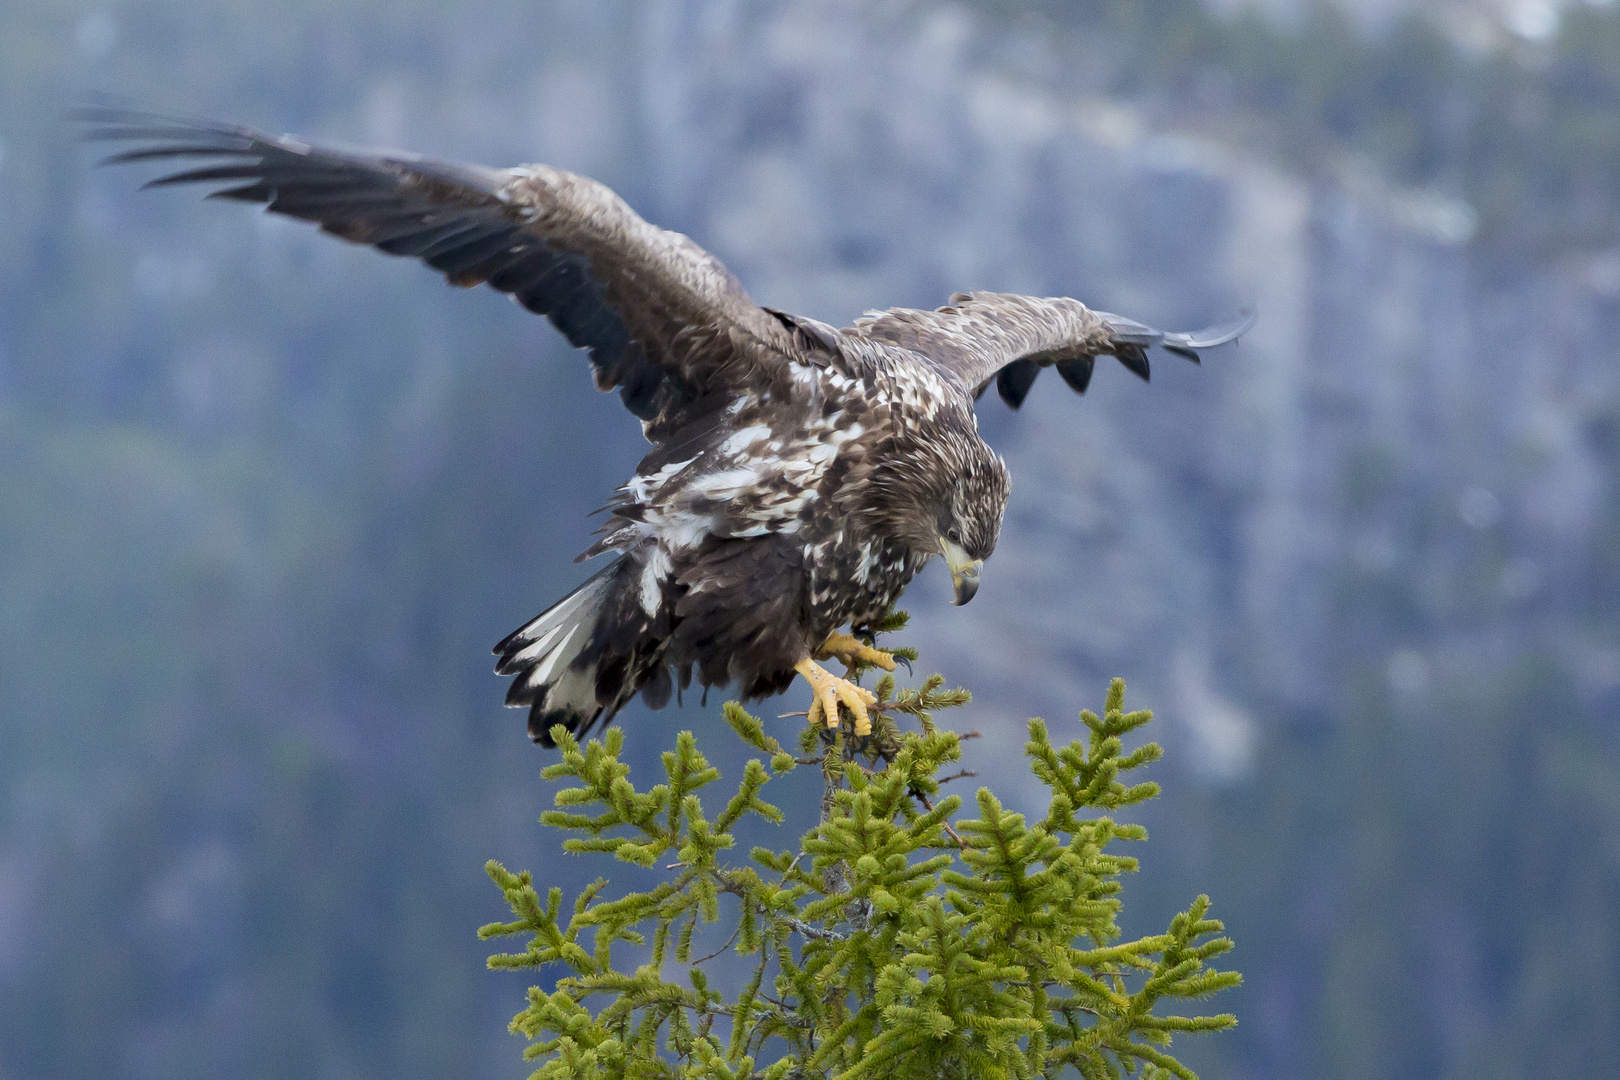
[{"left": 86, "top": 109, "right": 1251, "bottom": 745}]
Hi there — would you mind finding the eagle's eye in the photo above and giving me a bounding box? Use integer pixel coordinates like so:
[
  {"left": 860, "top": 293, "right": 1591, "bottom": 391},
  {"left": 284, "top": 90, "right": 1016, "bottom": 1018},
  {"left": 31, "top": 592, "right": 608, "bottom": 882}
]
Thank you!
[{"left": 946, "top": 527, "right": 962, "bottom": 544}]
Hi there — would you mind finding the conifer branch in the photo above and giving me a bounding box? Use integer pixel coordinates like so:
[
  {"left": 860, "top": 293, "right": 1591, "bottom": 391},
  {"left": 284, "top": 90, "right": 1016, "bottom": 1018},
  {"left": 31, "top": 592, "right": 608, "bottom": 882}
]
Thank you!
[{"left": 482, "top": 616, "right": 1239, "bottom": 1078}]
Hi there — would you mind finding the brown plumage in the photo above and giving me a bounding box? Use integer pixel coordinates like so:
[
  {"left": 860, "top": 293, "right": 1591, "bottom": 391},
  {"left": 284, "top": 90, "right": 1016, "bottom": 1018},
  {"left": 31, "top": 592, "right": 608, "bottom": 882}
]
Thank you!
[{"left": 85, "top": 108, "right": 1252, "bottom": 745}]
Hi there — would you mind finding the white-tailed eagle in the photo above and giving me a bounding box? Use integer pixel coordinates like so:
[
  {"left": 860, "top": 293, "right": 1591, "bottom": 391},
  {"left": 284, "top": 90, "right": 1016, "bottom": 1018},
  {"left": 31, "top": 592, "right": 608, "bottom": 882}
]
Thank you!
[{"left": 85, "top": 108, "right": 1252, "bottom": 744}]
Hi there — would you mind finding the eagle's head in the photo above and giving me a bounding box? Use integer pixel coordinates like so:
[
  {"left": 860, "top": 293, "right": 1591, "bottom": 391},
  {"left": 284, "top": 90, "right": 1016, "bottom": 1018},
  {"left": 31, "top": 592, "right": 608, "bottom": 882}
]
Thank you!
[
  {"left": 858, "top": 390, "right": 1012, "bottom": 605},
  {"left": 866, "top": 419, "right": 1010, "bottom": 605},
  {"left": 935, "top": 445, "right": 1009, "bottom": 605}
]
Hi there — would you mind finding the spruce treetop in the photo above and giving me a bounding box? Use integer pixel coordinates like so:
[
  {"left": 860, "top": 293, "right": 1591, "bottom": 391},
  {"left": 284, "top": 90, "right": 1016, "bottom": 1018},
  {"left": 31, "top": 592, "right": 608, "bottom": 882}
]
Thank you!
[{"left": 483, "top": 620, "right": 1238, "bottom": 1079}]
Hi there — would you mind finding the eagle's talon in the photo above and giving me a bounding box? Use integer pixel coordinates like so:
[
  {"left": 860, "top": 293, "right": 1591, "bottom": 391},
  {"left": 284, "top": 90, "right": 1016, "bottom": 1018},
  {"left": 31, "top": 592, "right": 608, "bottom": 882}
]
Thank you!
[
  {"left": 796, "top": 657, "right": 877, "bottom": 737},
  {"left": 816, "top": 631, "right": 898, "bottom": 674}
]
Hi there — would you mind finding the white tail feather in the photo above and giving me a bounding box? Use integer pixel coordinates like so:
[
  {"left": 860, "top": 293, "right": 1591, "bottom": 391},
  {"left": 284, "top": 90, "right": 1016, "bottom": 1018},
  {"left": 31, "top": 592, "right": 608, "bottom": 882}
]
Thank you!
[{"left": 494, "top": 559, "right": 632, "bottom": 745}]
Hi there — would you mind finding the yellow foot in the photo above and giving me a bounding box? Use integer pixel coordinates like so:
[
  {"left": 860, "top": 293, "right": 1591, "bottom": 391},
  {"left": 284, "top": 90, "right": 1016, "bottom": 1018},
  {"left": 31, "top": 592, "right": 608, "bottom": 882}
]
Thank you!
[
  {"left": 795, "top": 657, "right": 878, "bottom": 737},
  {"left": 815, "top": 631, "right": 898, "bottom": 673}
]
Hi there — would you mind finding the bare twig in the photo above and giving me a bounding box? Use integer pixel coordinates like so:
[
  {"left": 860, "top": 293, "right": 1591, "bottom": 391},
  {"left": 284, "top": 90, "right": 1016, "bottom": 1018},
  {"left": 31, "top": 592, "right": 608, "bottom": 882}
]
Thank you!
[
  {"left": 691, "top": 918, "right": 746, "bottom": 965},
  {"left": 912, "top": 788, "right": 972, "bottom": 852},
  {"left": 781, "top": 916, "right": 849, "bottom": 943}
]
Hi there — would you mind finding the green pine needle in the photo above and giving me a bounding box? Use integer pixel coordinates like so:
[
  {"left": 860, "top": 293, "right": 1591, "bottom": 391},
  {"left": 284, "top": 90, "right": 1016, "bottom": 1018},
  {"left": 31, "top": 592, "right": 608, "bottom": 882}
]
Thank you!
[{"left": 483, "top": 616, "right": 1238, "bottom": 1078}]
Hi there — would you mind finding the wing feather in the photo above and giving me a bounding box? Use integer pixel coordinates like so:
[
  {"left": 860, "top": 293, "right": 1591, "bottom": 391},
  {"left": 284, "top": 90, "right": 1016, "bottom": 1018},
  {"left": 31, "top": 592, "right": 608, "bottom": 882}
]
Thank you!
[
  {"left": 848, "top": 290, "right": 1253, "bottom": 410},
  {"left": 80, "top": 107, "right": 799, "bottom": 433}
]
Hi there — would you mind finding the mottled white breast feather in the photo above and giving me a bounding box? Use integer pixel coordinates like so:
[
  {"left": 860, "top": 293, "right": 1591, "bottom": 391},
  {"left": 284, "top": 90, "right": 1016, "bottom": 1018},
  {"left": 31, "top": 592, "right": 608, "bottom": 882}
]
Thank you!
[{"left": 718, "top": 425, "right": 773, "bottom": 455}]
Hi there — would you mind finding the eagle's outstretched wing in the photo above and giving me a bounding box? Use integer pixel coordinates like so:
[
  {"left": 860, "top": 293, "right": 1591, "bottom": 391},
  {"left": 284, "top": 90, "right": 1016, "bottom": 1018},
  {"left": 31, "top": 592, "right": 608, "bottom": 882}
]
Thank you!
[
  {"left": 848, "top": 291, "right": 1253, "bottom": 409},
  {"left": 79, "top": 108, "right": 798, "bottom": 435}
]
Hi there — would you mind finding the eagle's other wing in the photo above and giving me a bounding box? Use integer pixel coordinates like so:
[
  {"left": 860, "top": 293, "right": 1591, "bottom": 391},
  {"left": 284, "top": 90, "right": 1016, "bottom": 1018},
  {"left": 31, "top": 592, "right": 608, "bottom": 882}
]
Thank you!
[
  {"left": 81, "top": 108, "right": 798, "bottom": 433},
  {"left": 848, "top": 291, "right": 1253, "bottom": 409}
]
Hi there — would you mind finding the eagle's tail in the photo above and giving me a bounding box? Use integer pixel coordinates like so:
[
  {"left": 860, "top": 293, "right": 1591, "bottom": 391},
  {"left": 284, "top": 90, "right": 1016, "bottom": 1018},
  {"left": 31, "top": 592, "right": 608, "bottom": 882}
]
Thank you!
[{"left": 493, "top": 555, "right": 672, "bottom": 747}]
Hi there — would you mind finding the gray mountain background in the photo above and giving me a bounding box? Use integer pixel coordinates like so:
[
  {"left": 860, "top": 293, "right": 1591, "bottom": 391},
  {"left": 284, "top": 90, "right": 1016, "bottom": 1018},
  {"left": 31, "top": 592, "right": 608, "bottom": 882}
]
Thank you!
[{"left": 5, "top": 1, "right": 1620, "bottom": 1078}]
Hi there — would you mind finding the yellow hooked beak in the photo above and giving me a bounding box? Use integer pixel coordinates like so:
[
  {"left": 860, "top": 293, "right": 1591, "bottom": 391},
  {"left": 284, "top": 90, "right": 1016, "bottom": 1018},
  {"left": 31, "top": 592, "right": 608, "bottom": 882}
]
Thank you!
[{"left": 941, "top": 538, "right": 983, "bottom": 606}]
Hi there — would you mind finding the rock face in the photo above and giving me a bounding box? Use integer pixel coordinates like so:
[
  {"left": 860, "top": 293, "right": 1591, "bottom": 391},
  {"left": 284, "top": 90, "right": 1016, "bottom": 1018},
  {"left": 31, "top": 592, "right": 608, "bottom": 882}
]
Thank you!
[
  {"left": 609, "top": 1, "right": 1614, "bottom": 780},
  {"left": 605, "top": 12, "right": 1620, "bottom": 1073}
]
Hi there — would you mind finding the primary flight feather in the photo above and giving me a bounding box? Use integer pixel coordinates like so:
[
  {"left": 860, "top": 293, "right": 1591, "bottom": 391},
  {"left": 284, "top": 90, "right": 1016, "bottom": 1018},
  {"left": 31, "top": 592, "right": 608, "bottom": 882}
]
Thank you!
[{"left": 85, "top": 108, "right": 1252, "bottom": 745}]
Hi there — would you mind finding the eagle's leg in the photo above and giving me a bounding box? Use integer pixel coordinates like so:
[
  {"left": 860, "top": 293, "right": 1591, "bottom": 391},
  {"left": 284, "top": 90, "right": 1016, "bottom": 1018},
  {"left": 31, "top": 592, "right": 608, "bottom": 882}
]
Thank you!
[
  {"left": 815, "top": 631, "right": 898, "bottom": 673},
  {"left": 795, "top": 658, "right": 879, "bottom": 737}
]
